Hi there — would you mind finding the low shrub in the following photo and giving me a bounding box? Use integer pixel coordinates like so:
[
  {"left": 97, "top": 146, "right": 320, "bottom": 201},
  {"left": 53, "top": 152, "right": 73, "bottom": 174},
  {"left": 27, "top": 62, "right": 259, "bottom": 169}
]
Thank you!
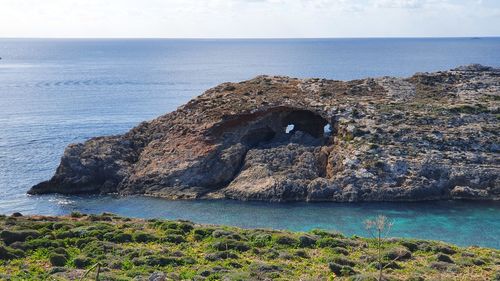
[
  {"left": 9, "top": 241, "right": 26, "bottom": 251},
  {"left": 311, "top": 229, "right": 344, "bottom": 238},
  {"left": 205, "top": 251, "right": 238, "bottom": 261},
  {"left": 251, "top": 234, "right": 272, "bottom": 247},
  {"left": 399, "top": 241, "right": 418, "bottom": 252},
  {"left": 178, "top": 222, "right": 194, "bottom": 233},
  {"left": 328, "top": 262, "right": 356, "bottom": 276},
  {"left": 163, "top": 228, "right": 185, "bottom": 236},
  {"left": 436, "top": 253, "right": 454, "bottom": 264},
  {"left": 104, "top": 231, "right": 132, "bottom": 243},
  {"left": 70, "top": 211, "right": 84, "bottom": 218},
  {"left": 384, "top": 247, "right": 412, "bottom": 261},
  {"left": 265, "top": 249, "right": 279, "bottom": 259},
  {"left": 75, "top": 237, "right": 96, "bottom": 248},
  {"left": 429, "top": 261, "right": 458, "bottom": 271},
  {"left": 193, "top": 228, "right": 215, "bottom": 241},
  {"left": 87, "top": 214, "right": 111, "bottom": 222},
  {"left": 295, "top": 249, "right": 308, "bottom": 258},
  {"left": 331, "top": 256, "right": 356, "bottom": 267},
  {"left": 25, "top": 238, "right": 61, "bottom": 250},
  {"left": 53, "top": 247, "right": 69, "bottom": 258},
  {"left": 332, "top": 247, "right": 349, "bottom": 255},
  {"left": 0, "top": 245, "right": 24, "bottom": 260},
  {"left": 317, "top": 237, "right": 348, "bottom": 248},
  {"left": 54, "top": 230, "right": 76, "bottom": 239},
  {"left": 0, "top": 230, "right": 40, "bottom": 244},
  {"left": 433, "top": 244, "right": 457, "bottom": 255},
  {"left": 298, "top": 235, "right": 317, "bottom": 248},
  {"left": 274, "top": 235, "right": 298, "bottom": 246},
  {"left": 212, "top": 239, "right": 250, "bottom": 252},
  {"left": 160, "top": 221, "right": 180, "bottom": 230},
  {"left": 82, "top": 240, "right": 116, "bottom": 258},
  {"left": 73, "top": 256, "right": 91, "bottom": 269},
  {"left": 49, "top": 253, "right": 68, "bottom": 266},
  {"left": 143, "top": 255, "right": 185, "bottom": 267},
  {"left": 52, "top": 223, "right": 72, "bottom": 230},
  {"left": 370, "top": 260, "right": 401, "bottom": 270},
  {"left": 132, "top": 232, "right": 158, "bottom": 243},
  {"left": 212, "top": 230, "right": 243, "bottom": 240},
  {"left": 164, "top": 234, "right": 186, "bottom": 244}
]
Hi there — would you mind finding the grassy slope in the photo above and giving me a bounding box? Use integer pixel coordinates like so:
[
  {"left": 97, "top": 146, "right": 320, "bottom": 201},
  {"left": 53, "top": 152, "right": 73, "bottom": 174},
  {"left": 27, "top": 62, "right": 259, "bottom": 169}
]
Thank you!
[{"left": 0, "top": 213, "right": 498, "bottom": 281}]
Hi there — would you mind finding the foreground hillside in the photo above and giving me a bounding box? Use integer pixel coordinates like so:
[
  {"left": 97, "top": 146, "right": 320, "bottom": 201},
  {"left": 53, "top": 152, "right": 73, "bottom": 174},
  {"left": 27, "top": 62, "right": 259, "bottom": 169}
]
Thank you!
[
  {"left": 0, "top": 213, "right": 498, "bottom": 280},
  {"left": 30, "top": 65, "right": 499, "bottom": 202}
]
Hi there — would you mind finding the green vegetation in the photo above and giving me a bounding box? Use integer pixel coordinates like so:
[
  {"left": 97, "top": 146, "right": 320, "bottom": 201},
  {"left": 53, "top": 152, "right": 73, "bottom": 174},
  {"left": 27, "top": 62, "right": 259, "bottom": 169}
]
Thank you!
[
  {"left": 0, "top": 214, "right": 498, "bottom": 280},
  {"left": 448, "top": 103, "right": 490, "bottom": 114}
]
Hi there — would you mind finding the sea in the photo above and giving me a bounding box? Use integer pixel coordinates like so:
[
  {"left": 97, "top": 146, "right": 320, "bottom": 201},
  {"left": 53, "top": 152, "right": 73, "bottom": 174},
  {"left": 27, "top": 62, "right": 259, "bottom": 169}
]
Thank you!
[{"left": 0, "top": 38, "right": 499, "bottom": 248}]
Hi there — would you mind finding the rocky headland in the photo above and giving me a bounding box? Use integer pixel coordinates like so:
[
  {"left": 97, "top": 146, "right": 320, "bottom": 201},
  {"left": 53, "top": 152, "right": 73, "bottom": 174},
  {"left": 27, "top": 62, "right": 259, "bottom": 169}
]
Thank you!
[{"left": 29, "top": 65, "right": 500, "bottom": 202}]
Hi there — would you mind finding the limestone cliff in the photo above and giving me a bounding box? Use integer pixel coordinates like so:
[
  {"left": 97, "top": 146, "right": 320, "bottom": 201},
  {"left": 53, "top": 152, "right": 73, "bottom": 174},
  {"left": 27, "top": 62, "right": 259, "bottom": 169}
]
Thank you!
[{"left": 29, "top": 65, "right": 500, "bottom": 201}]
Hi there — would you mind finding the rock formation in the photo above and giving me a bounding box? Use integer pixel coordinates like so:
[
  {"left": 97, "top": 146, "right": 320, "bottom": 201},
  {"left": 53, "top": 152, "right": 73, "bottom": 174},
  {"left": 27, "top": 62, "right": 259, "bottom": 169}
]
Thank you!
[{"left": 29, "top": 65, "right": 500, "bottom": 202}]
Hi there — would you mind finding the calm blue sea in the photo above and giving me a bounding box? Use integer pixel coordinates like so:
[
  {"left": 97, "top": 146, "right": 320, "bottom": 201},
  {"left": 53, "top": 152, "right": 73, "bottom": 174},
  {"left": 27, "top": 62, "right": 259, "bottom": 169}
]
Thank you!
[{"left": 1, "top": 38, "right": 499, "bottom": 248}]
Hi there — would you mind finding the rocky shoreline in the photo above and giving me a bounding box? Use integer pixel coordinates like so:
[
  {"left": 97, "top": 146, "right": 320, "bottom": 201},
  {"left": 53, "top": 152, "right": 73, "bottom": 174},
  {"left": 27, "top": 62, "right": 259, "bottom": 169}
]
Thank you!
[{"left": 29, "top": 65, "right": 499, "bottom": 202}]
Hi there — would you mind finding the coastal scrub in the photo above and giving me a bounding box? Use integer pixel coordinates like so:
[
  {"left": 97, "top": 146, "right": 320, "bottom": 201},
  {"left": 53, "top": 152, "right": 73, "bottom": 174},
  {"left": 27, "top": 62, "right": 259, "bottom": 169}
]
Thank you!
[{"left": 0, "top": 213, "right": 498, "bottom": 280}]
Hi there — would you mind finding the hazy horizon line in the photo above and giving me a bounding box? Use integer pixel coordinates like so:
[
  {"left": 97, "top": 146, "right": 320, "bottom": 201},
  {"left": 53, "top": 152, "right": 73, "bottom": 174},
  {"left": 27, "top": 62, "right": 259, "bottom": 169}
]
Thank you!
[{"left": 1, "top": 36, "right": 499, "bottom": 40}]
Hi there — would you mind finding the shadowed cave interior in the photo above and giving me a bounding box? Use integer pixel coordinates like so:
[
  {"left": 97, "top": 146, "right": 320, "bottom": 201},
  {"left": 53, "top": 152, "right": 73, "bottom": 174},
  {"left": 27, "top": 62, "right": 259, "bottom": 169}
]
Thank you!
[{"left": 237, "top": 109, "right": 333, "bottom": 148}]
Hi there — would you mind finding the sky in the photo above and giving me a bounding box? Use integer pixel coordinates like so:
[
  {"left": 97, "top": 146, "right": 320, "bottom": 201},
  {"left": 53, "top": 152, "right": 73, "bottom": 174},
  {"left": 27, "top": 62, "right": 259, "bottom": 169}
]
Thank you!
[{"left": 0, "top": 0, "right": 499, "bottom": 38}]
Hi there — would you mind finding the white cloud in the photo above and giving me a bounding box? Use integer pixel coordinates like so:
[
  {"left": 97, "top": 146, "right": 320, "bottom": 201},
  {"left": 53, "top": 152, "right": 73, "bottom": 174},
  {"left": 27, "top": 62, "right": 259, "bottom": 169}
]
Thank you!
[
  {"left": 0, "top": 0, "right": 498, "bottom": 37},
  {"left": 374, "top": 0, "right": 426, "bottom": 8}
]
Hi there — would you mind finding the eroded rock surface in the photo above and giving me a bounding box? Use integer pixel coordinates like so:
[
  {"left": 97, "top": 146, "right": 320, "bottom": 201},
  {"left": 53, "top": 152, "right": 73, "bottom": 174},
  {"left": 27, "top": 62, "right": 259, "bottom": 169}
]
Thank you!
[{"left": 29, "top": 65, "right": 500, "bottom": 201}]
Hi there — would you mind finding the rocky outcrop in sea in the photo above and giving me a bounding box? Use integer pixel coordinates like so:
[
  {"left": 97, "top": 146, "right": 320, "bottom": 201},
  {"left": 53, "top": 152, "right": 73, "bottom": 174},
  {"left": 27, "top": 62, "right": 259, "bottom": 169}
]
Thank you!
[{"left": 29, "top": 65, "right": 500, "bottom": 202}]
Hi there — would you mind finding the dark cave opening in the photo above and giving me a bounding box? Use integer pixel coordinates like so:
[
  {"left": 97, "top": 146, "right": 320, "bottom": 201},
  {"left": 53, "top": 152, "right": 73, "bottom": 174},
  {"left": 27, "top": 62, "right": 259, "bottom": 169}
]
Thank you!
[
  {"left": 241, "top": 126, "right": 276, "bottom": 147},
  {"left": 239, "top": 108, "right": 332, "bottom": 147},
  {"left": 208, "top": 107, "right": 334, "bottom": 190},
  {"left": 281, "top": 110, "right": 330, "bottom": 139}
]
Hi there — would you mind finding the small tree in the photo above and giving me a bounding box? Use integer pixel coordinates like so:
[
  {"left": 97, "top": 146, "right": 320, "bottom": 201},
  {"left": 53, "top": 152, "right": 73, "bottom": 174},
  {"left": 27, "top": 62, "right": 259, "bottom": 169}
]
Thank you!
[{"left": 364, "top": 215, "right": 393, "bottom": 281}]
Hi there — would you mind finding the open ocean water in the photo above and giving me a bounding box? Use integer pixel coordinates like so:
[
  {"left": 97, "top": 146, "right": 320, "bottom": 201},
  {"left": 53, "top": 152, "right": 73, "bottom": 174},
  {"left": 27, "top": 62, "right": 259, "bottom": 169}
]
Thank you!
[{"left": 0, "top": 38, "right": 499, "bottom": 248}]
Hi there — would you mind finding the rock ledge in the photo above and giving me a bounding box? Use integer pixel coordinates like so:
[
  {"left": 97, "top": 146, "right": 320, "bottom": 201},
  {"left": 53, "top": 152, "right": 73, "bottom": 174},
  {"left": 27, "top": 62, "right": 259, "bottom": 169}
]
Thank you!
[{"left": 29, "top": 65, "right": 500, "bottom": 202}]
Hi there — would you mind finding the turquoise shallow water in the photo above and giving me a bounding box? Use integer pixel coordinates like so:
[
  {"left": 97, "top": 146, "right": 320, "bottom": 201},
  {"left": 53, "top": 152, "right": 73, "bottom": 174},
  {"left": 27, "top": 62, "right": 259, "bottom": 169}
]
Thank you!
[
  {"left": 0, "top": 38, "right": 499, "bottom": 248},
  {"left": 0, "top": 195, "right": 498, "bottom": 249}
]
